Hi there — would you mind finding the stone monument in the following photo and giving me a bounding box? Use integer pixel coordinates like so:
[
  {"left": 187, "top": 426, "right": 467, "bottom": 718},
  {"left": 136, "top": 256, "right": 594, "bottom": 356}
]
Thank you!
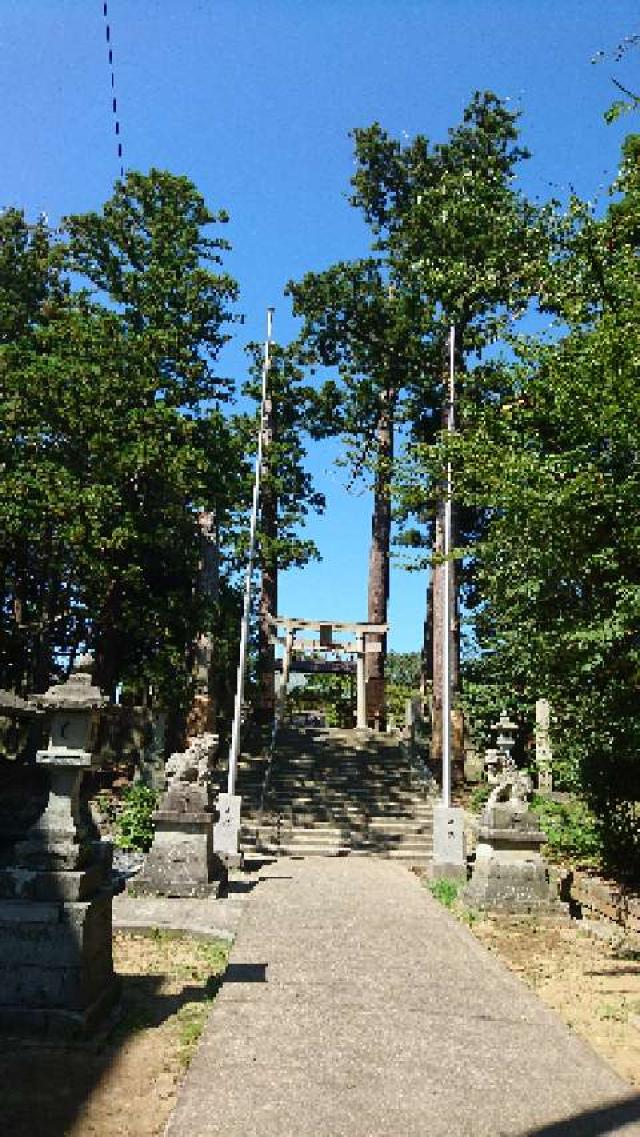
[
  {"left": 463, "top": 710, "right": 558, "bottom": 913},
  {"left": 0, "top": 658, "right": 118, "bottom": 1036},
  {"left": 535, "top": 698, "right": 553, "bottom": 794},
  {"left": 133, "top": 732, "right": 226, "bottom": 897}
]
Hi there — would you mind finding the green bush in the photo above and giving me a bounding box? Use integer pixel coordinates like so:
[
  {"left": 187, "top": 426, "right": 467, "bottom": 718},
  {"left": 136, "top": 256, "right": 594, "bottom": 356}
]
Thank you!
[
  {"left": 114, "top": 783, "right": 158, "bottom": 851},
  {"left": 531, "top": 795, "right": 602, "bottom": 867},
  {"left": 469, "top": 783, "right": 492, "bottom": 813}
]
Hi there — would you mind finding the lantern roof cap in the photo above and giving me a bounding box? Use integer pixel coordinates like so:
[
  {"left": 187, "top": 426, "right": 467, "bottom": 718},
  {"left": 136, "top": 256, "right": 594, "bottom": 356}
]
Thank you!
[{"left": 33, "top": 655, "right": 107, "bottom": 711}]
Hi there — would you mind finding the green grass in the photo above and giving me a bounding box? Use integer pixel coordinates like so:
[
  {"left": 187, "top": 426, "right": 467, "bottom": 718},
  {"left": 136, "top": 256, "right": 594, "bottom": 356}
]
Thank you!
[
  {"left": 110, "top": 932, "right": 230, "bottom": 1067},
  {"left": 428, "top": 878, "right": 461, "bottom": 908}
]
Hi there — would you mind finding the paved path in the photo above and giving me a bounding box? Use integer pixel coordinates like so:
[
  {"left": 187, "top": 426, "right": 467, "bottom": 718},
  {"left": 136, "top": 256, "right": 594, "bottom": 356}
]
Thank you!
[{"left": 167, "top": 858, "right": 640, "bottom": 1137}]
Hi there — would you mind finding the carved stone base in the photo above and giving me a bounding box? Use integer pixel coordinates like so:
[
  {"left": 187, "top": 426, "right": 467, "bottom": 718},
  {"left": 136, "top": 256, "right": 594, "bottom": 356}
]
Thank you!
[
  {"left": 132, "top": 811, "right": 226, "bottom": 898},
  {"left": 463, "top": 816, "right": 559, "bottom": 914}
]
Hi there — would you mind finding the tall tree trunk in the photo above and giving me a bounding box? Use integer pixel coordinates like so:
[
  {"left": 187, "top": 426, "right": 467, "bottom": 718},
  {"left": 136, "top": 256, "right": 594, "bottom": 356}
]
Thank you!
[
  {"left": 257, "top": 391, "right": 277, "bottom": 724},
  {"left": 365, "top": 393, "right": 393, "bottom": 729},
  {"left": 93, "top": 579, "right": 123, "bottom": 697},
  {"left": 187, "top": 510, "right": 220, "bottom": 737}
]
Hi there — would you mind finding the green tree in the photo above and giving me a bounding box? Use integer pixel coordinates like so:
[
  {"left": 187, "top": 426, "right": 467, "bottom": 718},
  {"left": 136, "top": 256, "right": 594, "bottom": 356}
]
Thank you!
[
  {"left": 446, "top": 136, "right": 640, "bottom": 877},
  {"left": 353, "top": 94, "right": 546, "bottom": 751},
  {"left": 0, "top": 171, "right": 243, "bottom": 728},
  {"left": 59, "top": 169, "right": 240, "bottom": 701},
  {"left": 288, "top": 259, "right": 429, "bottom": 728},
  {"left": 290, "top": 93, "right": 545, "bottom": 741},
  {"left": 0, "top": 208, "right": 73, "bottom": 691}
]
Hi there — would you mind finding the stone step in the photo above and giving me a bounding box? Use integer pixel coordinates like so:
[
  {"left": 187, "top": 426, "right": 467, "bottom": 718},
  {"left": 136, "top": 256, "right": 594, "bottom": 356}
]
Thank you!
[
  {"left": 240, "top": 809, "right": 436, "bottom": 827},
  {"left": 245, "top": 817, "right": 433, "bottom": 834},
  {"left": 268, "top": 759, "right": 412, "bottom": 771},
  {"left": 254, "top": 842, "right": 432, "bottom": 863},
  {"left": 260, "top": 800, "right": 431, "bottom": 815},
  {"left": 262, "top": 777, "right": 418, "bottom": 786},
  {"left": 255, "top": 832, "right": 433, "bottom": 851},
  {"left": 258, "top": 791, "right": 428, "bottom": 800},
  {"left": 249, "top": 824, "right": 433, "bottom": 846}
]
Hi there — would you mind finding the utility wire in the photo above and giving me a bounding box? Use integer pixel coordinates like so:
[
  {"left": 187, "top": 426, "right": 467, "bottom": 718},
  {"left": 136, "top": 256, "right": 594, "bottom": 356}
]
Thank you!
[{"left": 102, "top": 2, "right": 124, "bottom": 179}]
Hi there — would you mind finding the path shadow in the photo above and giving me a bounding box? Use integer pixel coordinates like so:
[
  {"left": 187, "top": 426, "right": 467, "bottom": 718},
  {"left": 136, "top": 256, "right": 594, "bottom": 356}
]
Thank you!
[
  {"left": 224, "top": 962, "right": 268, "bottom": 983},
  {"left": 226, "top": 877, "right": 259, "bottom": 895},
  {"left": 0, "top": 957, "right": 226, "bottom": 1137},
  {"left": 521, "top": 1094, "right": 640, "bottom": 1136}
]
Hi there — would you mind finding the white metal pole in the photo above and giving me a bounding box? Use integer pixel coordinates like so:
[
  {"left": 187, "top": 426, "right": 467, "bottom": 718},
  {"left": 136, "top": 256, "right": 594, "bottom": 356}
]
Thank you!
[
  {"left": 356, "top": 634, "right": 367, "bottom": 730},
  {"left": 441, "top": 326, "right": 455, "bottom": 808},
  {"left": 227, "top": 307, "right": 274, "bottom": 796}
]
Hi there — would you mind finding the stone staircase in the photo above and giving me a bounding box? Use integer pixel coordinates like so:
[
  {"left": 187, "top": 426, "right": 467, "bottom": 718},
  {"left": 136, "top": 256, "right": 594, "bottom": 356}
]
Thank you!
[{"left": 229, "top": 725, "right": 434, "bottom": 868}]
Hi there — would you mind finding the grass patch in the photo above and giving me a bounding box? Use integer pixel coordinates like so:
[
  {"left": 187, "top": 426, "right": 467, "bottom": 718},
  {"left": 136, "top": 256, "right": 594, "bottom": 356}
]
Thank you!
[
  {"left": 110, "top": 931, "right": 230, "bottom": 1067},
  {"left": 428, "top": 878, "right": 461, "bottom": 908},
  {"left": 176, "top": 1002, "right": 212, "bottom": 1067}
]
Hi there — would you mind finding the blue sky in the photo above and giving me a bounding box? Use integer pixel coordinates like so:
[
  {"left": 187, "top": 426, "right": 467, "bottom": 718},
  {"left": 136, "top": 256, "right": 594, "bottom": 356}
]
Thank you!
[{"left": 1, "top": 1, "right": 637, "bottom": 650}]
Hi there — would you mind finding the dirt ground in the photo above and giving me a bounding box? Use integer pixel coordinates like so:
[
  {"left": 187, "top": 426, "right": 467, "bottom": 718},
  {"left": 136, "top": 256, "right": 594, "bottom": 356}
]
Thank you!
[
  {"left": 466, "top": 910, "right": 640, "bottom": 1087},
  {"left": 1, "top": 932, "right": 229, "bottom": 1137}
]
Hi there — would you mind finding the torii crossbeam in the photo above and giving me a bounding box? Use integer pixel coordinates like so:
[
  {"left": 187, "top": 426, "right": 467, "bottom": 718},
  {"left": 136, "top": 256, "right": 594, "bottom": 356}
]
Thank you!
[{"left": 267, "top": 615, "right": 388, "bottom": 731}]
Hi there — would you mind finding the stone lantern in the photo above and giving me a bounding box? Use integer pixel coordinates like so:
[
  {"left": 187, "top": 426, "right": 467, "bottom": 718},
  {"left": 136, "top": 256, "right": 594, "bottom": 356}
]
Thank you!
[
  {"left": 0, "top": 657, "right": 119, "bottom": 1036},
  {"left": 23, "top": 656, "right": 107, "bottom": 871},
  {"left": 462, "top": 708, "right": 559, "bottom": 915},
  {"left": 493, "top": 710, "right": 518, "bottom": 765},
  {"left": 39, "top": 655, "right": 103, "bottom": 760}
]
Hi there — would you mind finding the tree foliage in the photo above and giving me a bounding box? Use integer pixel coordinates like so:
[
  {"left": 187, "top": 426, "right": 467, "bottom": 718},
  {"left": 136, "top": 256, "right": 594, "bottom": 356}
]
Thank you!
[
  {"left": 0, "top": 172, "right": 243, "bottom": 720},
  {"left": 442, "top": 135, "right": 640, "bottom": 877}
]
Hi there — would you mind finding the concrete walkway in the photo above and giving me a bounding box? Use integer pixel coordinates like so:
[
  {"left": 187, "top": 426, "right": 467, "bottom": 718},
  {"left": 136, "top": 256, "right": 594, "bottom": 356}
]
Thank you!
[{"left": 167, "top": 858, "right": 640, "bottom": 1137}]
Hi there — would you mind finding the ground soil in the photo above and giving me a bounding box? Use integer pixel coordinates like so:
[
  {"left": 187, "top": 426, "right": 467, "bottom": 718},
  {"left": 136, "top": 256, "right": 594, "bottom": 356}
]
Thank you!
[
  {"left": 1, "top": 932, "right": 229, "bottom": 1137},
  {"left": 465, "top": 909, "right": 640, "bottom": 1087}
]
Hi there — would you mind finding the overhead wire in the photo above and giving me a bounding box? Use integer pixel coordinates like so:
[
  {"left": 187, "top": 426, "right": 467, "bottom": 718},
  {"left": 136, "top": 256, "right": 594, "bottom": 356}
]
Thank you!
[{"left": 102, "top": 2, "right": 124, "bottom": 179}]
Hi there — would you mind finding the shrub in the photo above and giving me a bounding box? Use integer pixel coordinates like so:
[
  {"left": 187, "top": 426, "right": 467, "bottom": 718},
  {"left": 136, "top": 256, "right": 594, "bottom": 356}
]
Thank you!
[
  {"left": 114, "top": 783, "right": 158, "bottom": 851},
  {"left": 531, "top": 795, "right": 602, "bottom": 867}
]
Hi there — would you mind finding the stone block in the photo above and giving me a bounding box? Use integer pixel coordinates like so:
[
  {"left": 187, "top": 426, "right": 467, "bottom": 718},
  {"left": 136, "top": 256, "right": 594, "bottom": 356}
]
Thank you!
[
  {"left": 214, "top": 793, "right": 243, "bottom": 867},
  {"left": 462, "top": 821, "right": 559, "bottom": 914},
  {"left": 0, "top": 862, "right": 105, "bottom": 901}
]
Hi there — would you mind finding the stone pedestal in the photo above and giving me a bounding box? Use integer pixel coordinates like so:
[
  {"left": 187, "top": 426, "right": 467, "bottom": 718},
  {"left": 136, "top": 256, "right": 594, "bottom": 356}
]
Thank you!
[
  {"left": 0, "top": 662, "right": 117, "bottom": 1037},
  {"left": 134, "top": 733, "right": 227, "bottom": 895},
  {"left": 134, "top": 807, "right": 221, "bottom": 897},
  {"left": 462, "top": 801, "right": 558, "bottom": 913},
  {"left": 0, "top": 891, "right": 116, "bottom": 1036}
]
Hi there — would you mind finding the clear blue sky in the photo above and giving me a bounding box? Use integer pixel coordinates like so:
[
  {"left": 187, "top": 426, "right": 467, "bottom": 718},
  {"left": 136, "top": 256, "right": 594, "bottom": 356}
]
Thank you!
[{"left": 2, "top": 1, "right": 637, "bottom": 649}]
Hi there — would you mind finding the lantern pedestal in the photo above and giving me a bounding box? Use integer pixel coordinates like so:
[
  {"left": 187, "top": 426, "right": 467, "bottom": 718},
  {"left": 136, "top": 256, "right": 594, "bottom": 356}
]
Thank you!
[{"left": 0, "top": 661, "right": 118, "bottom": 1037}]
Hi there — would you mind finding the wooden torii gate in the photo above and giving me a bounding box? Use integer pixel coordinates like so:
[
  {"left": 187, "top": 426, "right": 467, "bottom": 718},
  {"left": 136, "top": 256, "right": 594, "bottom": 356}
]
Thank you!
[{"left": 268, "top": 616, "right": 388, "bottom": 730}]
